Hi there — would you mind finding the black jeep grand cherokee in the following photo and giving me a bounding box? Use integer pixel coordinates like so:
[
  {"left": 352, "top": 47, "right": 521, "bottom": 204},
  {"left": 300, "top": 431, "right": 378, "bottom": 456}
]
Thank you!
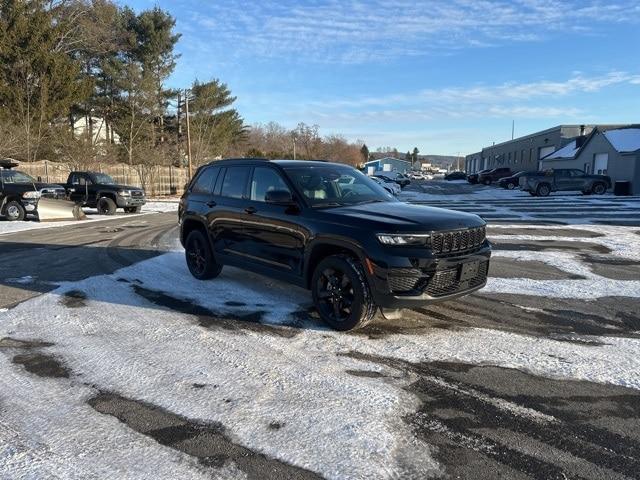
[{"left": 179, "top": 159, "right": 491, "bottom": 331}]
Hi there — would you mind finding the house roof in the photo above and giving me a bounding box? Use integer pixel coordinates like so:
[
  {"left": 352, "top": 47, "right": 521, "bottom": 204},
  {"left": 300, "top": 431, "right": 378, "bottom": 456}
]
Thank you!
[
  {"left": 603, "top": 128, "right": 640, "bottom": 153},
  {"left": 544, "top": 140, "right": 579, "bottom": 160}
]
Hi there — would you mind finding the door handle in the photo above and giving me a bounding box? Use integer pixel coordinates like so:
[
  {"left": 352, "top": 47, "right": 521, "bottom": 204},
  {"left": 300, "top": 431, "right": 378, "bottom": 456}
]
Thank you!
[
  {"left": 245, "top": 206, "right": 257, "bottom": 214},
  {"left": 206, "top": 201, "right": 216, "bottom": 208}
]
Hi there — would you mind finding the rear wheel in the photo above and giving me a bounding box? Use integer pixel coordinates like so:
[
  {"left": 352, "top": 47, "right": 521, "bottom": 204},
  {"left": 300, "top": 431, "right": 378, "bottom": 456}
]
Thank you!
[
  {"left": 592, "top": 183, "right": 606, "bottom": 195},
  {"left": 3, "top": 200, "right": 25, "bottom": 221},
  {"left": 506, "top": 182, "right": 516, "bottom": 190},
  {"left": 185, "top": 229, "right": 222, "bottom": 280},
  {"left": 312, "top": 255, "right": 376, "bottom": 331},
  {"left": 97, "top": 197, "right": 117, "bottom": 215},
  {"left": 536, "top": 184, "right": 551, "bottom": 197}
]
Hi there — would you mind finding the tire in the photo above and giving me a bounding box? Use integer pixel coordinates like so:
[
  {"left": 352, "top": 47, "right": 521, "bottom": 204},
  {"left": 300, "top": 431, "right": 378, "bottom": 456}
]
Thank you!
[
  {"left": 592, "top": 183, "right": 606, "bottom": 195},
  {"left": 124, "top": 206, "right": 142, "bottom": 213},
  {"left": 3, "top": 200, "right": 25, "bottom": 221},
  {"left": 185, "top": 229, "right": 222, "bottom": 280},
  {"left": 507, "top": 182, "right": 516, "bottom": 190},
  {"left": 482, "top": 178, "right": 491, "bottom": 185},
  {"left": 97, "top": 197, "right": 117, "bottom": 215},
  {"left": 536, "top": 184, "right": 551, "bottom": 197},
  {"left": 311, "top": 254, "right": 376, "bottom": 331}
]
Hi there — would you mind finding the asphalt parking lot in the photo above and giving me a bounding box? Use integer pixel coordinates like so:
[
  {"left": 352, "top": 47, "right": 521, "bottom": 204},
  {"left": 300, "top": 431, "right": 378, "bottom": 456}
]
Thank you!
[{"left": 1, "top": 185, "right": 640, "bottom": 479}]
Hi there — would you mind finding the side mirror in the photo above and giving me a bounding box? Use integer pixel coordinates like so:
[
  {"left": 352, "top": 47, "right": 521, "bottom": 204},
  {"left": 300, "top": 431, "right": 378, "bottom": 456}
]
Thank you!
[{"left": 265, "top": 189, "right": 295, "bottom": 205}]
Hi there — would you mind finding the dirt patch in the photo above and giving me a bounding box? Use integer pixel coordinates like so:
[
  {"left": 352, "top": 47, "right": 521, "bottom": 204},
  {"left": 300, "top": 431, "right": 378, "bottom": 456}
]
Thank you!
[
  {"left": 59, "top": 290, "right": 88, "bottom": 308},
  {"left": 132, "top": 285, "right": 301, "bottom": 338},
  {"left": 0, "top": 337, "right": 53, "bottom": 349},
  {"left": 268, "top": 422, "right": 284, "bottom": 430},
  {"left": 88, "top": 392, "right": 322, "bottom": 479},
  {"left": 12, "top": 353, "right": 70, "bottom": 378}
]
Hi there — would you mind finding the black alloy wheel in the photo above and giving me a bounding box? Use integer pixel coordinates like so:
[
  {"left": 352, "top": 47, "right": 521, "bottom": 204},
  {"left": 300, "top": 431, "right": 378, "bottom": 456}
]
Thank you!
[
  {"left": 185, "top": 230, "right": 222, "bottom": 280},
  {"left": 312, "top": 255, "right": 376, "bottom": 331}
]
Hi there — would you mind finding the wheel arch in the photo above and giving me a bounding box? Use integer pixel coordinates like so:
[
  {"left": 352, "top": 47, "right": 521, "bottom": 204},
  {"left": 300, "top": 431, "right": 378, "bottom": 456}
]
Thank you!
[
  {"left": 304, "top": 239, "right": 366, "bottom": 289},
  {"left": 180, "top": 217, "right": 209, "bottom": 248}
]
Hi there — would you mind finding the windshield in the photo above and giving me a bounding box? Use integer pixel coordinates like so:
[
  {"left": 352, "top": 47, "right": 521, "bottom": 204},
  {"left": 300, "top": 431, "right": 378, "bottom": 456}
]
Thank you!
[
  {"left": 1, "top": 170, "right": 36, "bottom": 184},
  {"left": 92, "top": 173, "right": 116, "bottom": 185},
  {"left": 284, "top": 164, "right": 395, "bottom": 207}
]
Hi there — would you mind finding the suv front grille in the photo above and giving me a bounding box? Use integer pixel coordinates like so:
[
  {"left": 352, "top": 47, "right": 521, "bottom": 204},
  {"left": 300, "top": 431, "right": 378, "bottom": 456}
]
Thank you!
[
  {"left": 131, "top": 190, "right": 144, "bottom": 198},
  {"left": 425, "top": 261, "right": 489, "bottom": 297},
  {"left": 431, "top": 227, "right": 486, "bottom": 255},
  {"left": 387, "top": 261, "right": 489, "bottom": 297}
]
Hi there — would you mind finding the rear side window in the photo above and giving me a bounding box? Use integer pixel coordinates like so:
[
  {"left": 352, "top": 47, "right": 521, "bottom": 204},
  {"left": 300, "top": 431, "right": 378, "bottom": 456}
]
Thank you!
[
  {"left": 191, "top": 167, "right": 219, "bottom": 194},
  {"left": 220, "top": 167, "right": 250, "bottom": 199}
]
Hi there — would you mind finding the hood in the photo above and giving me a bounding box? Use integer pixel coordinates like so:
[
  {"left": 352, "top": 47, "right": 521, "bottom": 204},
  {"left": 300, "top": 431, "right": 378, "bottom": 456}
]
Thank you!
[
  {"left": 101, "top": 184, "right": 144, "bottom": 192},
  {"left": 315, "top": 201, "right": 485, "bottom": 232}
]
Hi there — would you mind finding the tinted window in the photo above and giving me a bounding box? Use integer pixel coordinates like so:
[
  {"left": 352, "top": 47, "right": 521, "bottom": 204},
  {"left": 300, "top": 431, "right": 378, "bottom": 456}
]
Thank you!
[
  {"left": 191, "top": 167, "right": 219, "bottom": 194},
  {"left": 220, "top": 166, "right": 250, "bottom": 199},
  {"left": 250, "top": 167, "right": 290, "bottom": 202}
]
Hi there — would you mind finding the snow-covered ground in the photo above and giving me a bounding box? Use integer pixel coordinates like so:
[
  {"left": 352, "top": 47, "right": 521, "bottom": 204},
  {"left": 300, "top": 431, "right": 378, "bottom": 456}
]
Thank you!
[
  {"left": 0, "top": 201, "right": 178, "bottom": 236},
  {"left": 2, "top": 219, "right": 640, "bottom": 478}
]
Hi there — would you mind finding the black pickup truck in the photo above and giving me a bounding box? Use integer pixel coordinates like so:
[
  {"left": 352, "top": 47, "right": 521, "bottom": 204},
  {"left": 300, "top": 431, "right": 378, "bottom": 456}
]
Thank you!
[
  {"left": 0, "top": 159, "right": 67, "bottom": 221},
  {"left": 520, "top": 169, "right": 611, "bottom": 197},
  {"left": 64, "top": 171, "right": 146, "bottom": 214}
]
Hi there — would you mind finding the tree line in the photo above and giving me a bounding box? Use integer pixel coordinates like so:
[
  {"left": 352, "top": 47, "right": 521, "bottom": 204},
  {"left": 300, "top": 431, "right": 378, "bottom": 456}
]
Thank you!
[{"left": 0, "top": 0, "right": 366, "bottom": 171}]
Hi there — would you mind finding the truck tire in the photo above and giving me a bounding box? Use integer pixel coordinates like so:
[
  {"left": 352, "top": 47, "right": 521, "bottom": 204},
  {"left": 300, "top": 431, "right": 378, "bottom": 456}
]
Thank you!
[
  {"left": 3, "top": 200, "right": 25, "bottom": 221},
  {"left": 185, "top": 229, "right": 222, "bottom": 280},
  {"left": 536, "top": 184, "right": 551, "bottom": 197},
  {"left": 124, "top": 206, "right": 142, "bottom": 213},
  {"left": 97, "top": 197, "right": 117, "bottom": 215},
  {"left": 312, "top": 254, "right": 376, "bottom": 331},
  {"left": 592, "top": 183, "right": 606, "bottom": 195}
]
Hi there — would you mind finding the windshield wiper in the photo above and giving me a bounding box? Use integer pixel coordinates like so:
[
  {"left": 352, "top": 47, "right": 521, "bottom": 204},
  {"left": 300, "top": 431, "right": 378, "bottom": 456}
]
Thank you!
[{"left": 313, "top": 201, "right": 346, "bottom": 208}]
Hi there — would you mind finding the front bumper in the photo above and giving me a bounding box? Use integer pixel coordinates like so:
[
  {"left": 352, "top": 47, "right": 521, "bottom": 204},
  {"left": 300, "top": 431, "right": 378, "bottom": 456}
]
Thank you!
[
  {"left": 116, "top": 195, "right": 146, "bottom": 208},
  {"left": 366, "top": 244, "right": 492, "bottom": 309}
]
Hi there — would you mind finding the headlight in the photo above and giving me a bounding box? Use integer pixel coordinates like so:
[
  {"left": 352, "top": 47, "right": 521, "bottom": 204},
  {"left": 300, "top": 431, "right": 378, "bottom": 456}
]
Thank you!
[
  {"left": 118, "top": 190, "right": 131, "bottom": 197},
  {"left": 22, "top": 191, "right": 41, "bottom": 199},
  {"left": 376, "top": 233, "right": 431, "bottom": 246}
]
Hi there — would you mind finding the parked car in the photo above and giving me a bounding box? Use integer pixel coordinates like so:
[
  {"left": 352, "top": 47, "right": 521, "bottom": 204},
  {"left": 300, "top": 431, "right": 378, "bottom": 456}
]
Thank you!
[
  {"left": 179, "top": 159, "right": 491, "bottom": 331},
  {"left": 498, "top": 171, "right": 542, "bottom": 190},
  {"left": 467, "top": 169, "right": 491, "bottom": 184},
  {"left": 63, "top": 171, "right": 146, "bottom": 214},
  {"left": 370, "top": 176, "right": 401, "bottom": 196},
  {"left": 0, "top": 159, "right": 72, "bottom": 221},
  {"left": 444, "top": 171, "right": 467, "bottom": 181},
  {"left": 478, "top": 167, "right": 512, "bottom": 185},
  {"left": 374, "top": 172, "right": 411, "bottom": 188},
  {"left": 520, "top": 169, "right": 612, "bottom": 197}
]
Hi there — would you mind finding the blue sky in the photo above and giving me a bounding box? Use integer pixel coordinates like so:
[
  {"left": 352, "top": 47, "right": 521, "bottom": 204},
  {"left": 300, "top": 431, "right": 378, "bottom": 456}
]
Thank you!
[{"left": 128, "top": 0, "right": 640, "bottom": 155}]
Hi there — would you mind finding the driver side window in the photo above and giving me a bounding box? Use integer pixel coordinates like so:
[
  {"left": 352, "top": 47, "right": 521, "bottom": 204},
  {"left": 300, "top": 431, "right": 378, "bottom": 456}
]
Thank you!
[{"left": 250, "top": 167, "right": 290, "bottom": 202}]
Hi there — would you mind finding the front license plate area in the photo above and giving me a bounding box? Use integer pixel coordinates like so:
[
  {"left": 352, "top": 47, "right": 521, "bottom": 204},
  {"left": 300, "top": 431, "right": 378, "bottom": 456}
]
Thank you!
[{"left": 459, "top": 261, "right": 480, "bottom": 281}]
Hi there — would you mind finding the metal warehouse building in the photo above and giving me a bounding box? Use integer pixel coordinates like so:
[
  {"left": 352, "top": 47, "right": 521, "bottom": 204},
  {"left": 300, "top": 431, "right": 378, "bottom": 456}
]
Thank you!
[
  {"left": 364, "top": 157, "right": 412, "bottom": 174},
  {"left": 465, "top": 125, "right": 626, "bottom": 174},
  {"left": 541, "top": 126, "right": 640, "bottom": 195}
]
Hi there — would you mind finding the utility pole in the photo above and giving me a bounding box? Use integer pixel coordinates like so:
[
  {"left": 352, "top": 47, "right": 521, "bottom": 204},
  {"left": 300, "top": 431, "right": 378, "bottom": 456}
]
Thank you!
[
  {"left": 292, "top": 133, "right": 297, "bottom": 160},
  {"left": 185, "top": 89, "right": 193, "bottom": 179},
  {"left": 511, "top": 120, "right": 515, "bottom": 140}
]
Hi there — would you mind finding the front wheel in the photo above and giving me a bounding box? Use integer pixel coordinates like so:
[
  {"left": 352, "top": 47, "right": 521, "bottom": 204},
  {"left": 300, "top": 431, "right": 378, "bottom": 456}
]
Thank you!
[
  {"left": 536, "top": 184, "right": 551, "bottom": 197},
  {"left": 312, "top": 255, "right": 377, "bottom": 331},
  {"left": 3, "top": 200, "right": 25, "bottom": 221},
  {"left": 482, "top": 178, "right": 491, "bottom": 185},
  {"left": 185, "top": 230, "right": 222, "bottom": 280},
  {"left": 97, "top": 197, "right": 117, "bottom": 215},
  {"left": 592, "top": 183, "right": 606, "bottom": 195},
  {"left": 507, "top": 182, "right": 516, "bottom": 190}
]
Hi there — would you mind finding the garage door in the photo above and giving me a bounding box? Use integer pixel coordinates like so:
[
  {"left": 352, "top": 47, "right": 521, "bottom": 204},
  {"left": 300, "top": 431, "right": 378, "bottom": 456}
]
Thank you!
[{"left": 594, "top": 153, "right": 609, "bottom": 175}]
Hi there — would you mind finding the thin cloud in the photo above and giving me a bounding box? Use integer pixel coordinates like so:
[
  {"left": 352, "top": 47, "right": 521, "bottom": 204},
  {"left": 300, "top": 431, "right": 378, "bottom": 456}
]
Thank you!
[{"left": 185, "top": 0, "right": 640, "bottom": 63}]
